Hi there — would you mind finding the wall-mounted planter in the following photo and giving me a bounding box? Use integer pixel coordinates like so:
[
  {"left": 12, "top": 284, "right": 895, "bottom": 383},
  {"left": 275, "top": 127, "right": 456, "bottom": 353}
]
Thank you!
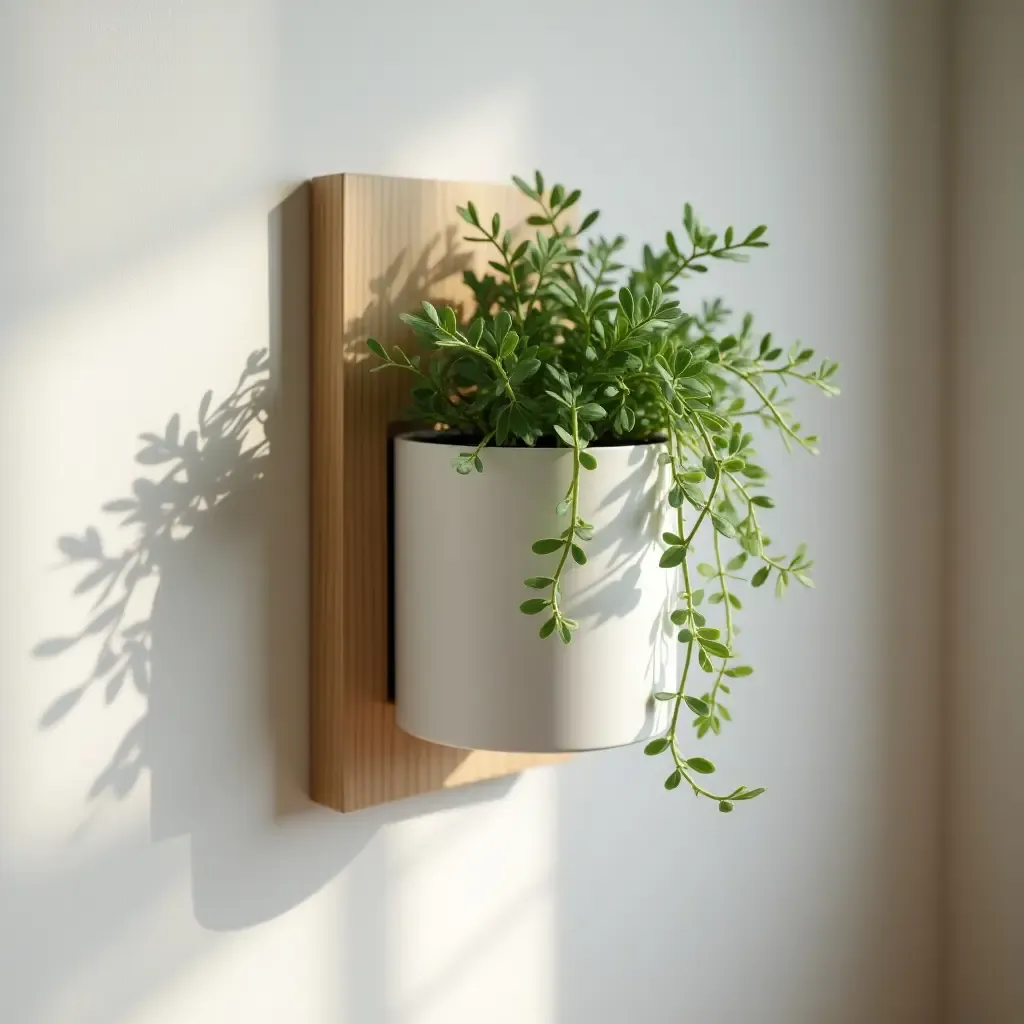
[{"left": 394, "top": 432, "right": 674, "bottom": 753}]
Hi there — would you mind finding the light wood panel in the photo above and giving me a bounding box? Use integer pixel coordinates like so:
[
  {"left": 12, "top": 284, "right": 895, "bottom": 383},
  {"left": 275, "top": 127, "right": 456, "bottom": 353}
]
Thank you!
[{"left": 310, "top": 172, "right": 566, "bottom": 812}]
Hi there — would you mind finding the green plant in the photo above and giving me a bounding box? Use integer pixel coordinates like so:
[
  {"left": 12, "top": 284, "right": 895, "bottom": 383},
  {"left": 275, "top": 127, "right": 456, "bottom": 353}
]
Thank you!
[{"left": 368, "top": 171, "right": 839, "bottom": 810}]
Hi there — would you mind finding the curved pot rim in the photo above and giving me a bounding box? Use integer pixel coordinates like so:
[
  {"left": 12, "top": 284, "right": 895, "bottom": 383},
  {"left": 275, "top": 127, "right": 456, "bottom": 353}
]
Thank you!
[{"left": 394, "top": 428, "right": 666, "bottom": 451}]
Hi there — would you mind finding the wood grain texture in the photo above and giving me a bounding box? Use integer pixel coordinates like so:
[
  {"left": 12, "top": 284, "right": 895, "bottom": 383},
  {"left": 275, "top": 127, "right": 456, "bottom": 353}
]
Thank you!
[{"left": 310, "top": 173, "right": 566, "bottom": 812}]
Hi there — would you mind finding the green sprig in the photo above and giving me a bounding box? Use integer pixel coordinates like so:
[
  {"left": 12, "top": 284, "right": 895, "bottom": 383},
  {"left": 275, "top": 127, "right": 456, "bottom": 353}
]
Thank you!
[{"left": 366, "top": 171, "right": 840, "bottom": 811}]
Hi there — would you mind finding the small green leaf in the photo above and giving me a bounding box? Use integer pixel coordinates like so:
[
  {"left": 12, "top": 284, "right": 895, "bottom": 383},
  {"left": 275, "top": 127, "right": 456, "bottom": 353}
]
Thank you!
[
  {"left": 712, "top": 515, "right": 737, "bottom": 539},
  {"left": 703, "top": 456, "right": 718, "bottom": 479},
  {"left": 553, "top": 424, "right": 574, "bottom": 446},
  {"left": 520, "top": 598, "right": 549, "bottom": 615},
  {"left": 644, "top": 737, "right": 669, "bottom": 755},
  {"left": 752, "top": 495, "right": 775, "bottom": 508},
  {"left": 751, "top": 566, "right": 771, "bottom": 587},
  {"left": 663, "top": 532, "right": 684, "bottom": 546},
  {"left": 670, "top": 610, "right": 687, "bottom": 626},
  {"left": 684, "top": 695, "right": 710, "bottom": 716},
  {"left": 718, "top": 800, "right": 734, "bottom": 813},
  {"left": 532, "top": 538, "right": 562, "bottom": 554},
  {"left": 701, "top": 639, "right": 731, "bottom": 658},
  {"left": 728, "top": 592, "right": 743, "bottom": 609},
  {"left": 578, "top": 451, "right": 598, "bottom": 471},
  {"left": 664, "top": 770, "right": 682, "bottom": 791},
  {"left": 510, "top": 358, "right": 541, "bottom": 384},
  {"left": 556, "top": 498, "right": 571, "bottom": 517},
  {"left": 697, "top": 563, "right": 717, "bottom": 578},
  {"left": 668, "top": 485, "right": 684, "bottom": 508},
  {"left": 654, "top": 691, "right": 677, "bottom": 702},
  {"left": 571, "top": 544, "right": 587, "bottom": 565},
  {"left": 697, "top": 627, "right": 720, "bottom": 640},
  {"left": 578, "top": 403, "right": 607, "bottom": 422},
  {"left": 677, "top": 628, "right": 693, "bottom": 643},
  {"left": 539, "top": 617, "right": 557, "bottom": 639},
  {"left": 727, "top": 552, "right": 748, "bottom": 571},
  {"left": 660, "top": 546, "right": 686, "bottom": 569},
  {"left": 524, "top": 576, "right": 554, "bottom": 589},
  {"left": 733, "top": 787, "right": 766, "bottom": 801},
  {"left": 499, "top": 331, "right": 519, "bottom": 359},
  {"left": 725, "top": 665, "right": 754, "bottom": 678},
  {"left": 512, "top": 175, "right": 539, "bottom": 200},
  {"left": 366, "top": 338, "right": 387, "bottom": 360},
  {"left": 558, "top": 622, "right": 572, "bottom": 644},
  {"left": 421, "top": 301, "right": 440, "bottom": 325},
  {"left": 686, "top": 756, "right": 716, "bottom": 775}
]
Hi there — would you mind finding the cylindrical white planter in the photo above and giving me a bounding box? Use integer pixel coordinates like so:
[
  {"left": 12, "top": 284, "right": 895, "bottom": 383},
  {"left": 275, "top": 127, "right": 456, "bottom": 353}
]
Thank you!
[{"left": 394, "top": 432, "right": 676, "bottom": 753}]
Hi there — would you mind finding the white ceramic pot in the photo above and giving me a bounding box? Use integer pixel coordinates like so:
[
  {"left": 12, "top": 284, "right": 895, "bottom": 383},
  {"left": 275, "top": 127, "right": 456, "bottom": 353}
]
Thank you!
[{"left": 393, "top": 432, "right": 676, "bottom": 753}]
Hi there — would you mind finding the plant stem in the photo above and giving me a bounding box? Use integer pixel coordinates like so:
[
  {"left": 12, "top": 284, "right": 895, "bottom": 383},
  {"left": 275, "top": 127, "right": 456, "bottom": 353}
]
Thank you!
[
  {"left": 707, "top": 530, "right": 733, "bottom": 721},
  {"left": 723, "top": 472, "right": 791, "bottom": 571},
  {"left": 546, "top": 404, "right": 581, "bottom": 625},
  {"left": 663, "top": 428, "right": 695, "bottom": 749},
  {"left": 678, "top": 410, "right": 721, "bottom": 546},
  {"left": 661, "top": 240, "right": 749, "bottom": 291},
  {"left": 477, "top": 229, "right": 526, "bottom": 329},
  {"left": 721, "top": 364, "right": 816, "bottom": 451},
  {"left": 662, "top": 421, "right": 746, "bottom": 803},
  {"left": 443, "top": 329, "right": 518, "bottom": 401}
]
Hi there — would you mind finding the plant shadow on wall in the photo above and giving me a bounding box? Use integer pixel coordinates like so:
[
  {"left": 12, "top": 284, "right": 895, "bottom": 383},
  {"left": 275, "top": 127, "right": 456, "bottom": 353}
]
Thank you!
[
  {"left": 30, "top": 188, "right": 504, "bottom": 930},
  {"left": 34, "top": 349, "right": 272, "bottom": 800}
]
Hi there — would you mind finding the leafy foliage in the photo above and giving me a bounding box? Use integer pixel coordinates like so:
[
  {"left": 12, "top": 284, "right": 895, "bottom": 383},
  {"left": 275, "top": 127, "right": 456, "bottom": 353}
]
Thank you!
[{"left": 368, "top": 171, "right": 839, "bottom": 808}]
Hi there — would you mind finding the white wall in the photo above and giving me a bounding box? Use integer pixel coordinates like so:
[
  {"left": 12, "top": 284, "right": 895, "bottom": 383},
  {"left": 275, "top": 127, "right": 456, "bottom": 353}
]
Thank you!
[
  {"left": 948, "top": 2, "right": 1024, "bottom": 1020},
  {"left": 0, "top": 2, "right": 945, "bottom": 1022}
]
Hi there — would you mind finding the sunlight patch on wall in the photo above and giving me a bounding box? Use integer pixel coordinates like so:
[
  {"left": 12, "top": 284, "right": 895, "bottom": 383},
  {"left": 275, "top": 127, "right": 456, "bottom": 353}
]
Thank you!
[
  {"left": 7, "top": 0, "right": 276, "bottom": 313},
  {"left": 387, "top": 769, "right": 559, "bottom": 1023},
  {"left": 387, "top": 86, "right": 533, "bottom": 184}
]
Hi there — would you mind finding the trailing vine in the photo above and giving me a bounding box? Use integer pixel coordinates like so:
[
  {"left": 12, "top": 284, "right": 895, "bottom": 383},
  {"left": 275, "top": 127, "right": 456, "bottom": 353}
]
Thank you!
[{"left": 368, "top": 171, "right": 839, "bottom": 810}]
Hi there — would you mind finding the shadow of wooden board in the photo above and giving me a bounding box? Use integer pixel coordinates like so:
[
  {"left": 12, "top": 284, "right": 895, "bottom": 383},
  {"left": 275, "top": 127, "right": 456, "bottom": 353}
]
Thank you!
[{"left": 310, "top": 172, "right": 569, "bottom": 812}]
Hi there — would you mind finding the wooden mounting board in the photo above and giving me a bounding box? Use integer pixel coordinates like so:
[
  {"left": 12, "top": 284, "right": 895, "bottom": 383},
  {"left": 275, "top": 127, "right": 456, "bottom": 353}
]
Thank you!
[{"left": 310, "top": 172, "right": 567, "bottom": 812}]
